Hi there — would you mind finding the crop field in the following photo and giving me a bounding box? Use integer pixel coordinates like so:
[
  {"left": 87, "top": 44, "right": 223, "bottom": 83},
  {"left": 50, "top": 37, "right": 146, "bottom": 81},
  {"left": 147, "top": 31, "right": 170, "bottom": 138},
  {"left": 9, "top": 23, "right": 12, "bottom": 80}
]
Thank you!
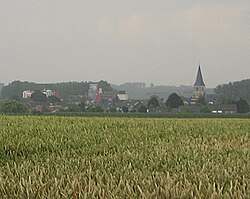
[{"left": 0, "top": 116, "right": 249, "bottom": 198}]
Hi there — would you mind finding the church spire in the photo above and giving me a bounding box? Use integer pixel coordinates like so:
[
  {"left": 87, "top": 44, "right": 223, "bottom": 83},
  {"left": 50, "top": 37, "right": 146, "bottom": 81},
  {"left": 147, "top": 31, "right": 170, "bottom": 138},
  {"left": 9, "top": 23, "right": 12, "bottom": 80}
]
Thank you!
[{"left": 194, "top": 65, "right": 205, "bottom": 86}]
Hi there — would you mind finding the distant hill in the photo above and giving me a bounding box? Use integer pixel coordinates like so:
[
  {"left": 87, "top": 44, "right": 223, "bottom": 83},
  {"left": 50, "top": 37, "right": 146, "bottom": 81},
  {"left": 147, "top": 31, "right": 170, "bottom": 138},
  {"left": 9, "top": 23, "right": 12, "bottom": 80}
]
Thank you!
[
  {"left": 214, "top": 79, "right": 250, "bottom": 102},
  {"left": 112, "top": 82, "right": 198, "bottom": 100},
  {"left": 0, "top": 80, "right": 112, "bottom": 100}
]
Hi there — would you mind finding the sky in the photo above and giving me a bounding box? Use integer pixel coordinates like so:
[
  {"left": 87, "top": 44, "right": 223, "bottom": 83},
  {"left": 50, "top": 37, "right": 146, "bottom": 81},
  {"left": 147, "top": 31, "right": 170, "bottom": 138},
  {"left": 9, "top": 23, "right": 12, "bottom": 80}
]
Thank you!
[{"left": 0, "top": 1, "right": 249, "bottom": 88}]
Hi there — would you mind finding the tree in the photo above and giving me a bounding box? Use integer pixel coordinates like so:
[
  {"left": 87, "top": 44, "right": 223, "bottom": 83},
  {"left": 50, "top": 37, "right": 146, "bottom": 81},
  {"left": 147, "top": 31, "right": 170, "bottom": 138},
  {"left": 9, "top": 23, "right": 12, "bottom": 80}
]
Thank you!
[
  {"left": 79, "top": 101, "right": 86, "bottom": 112},
  {"left": 97, "top": 80, "right": 113, "bottom": 92},
  {"left": 0, "top": 80, "right": 113, "bottom": 101},
  {"left": 0, "top": 100, "right": 28, "bottom": 114},
  {"left": 93, "top": 106, "right": 104, "bottom": 112},
  {"left": 197, "top": 96, "right": 206, "bottom": 106},
  {"left": 148, "top": 96, "right": 159, "bottom": 108},
  {"left": 200, "top": 105, "right": 212, "bottom": 113},
  {"left": 31, "top": 90, "right": 46, "bottom": 103},
  {"left": 122, "top": 106, "right": 129, "bottom": 113},
  {"left": 236, "top": 98, "right": 249, "bottom": 113},
  {"left": 109, "top": 107, "right": 117, "bottom": 112},
  {"left": 66, "top": 104, "right": 81, "bottom": 112},
  {"left": 138, "top": 105, "right": 147, "bottom": 113},
  {"left": 214, "top": 79, "right": 250, "bottom": 102},
  {"left": 166, "top": 93, "right": 184, "bottom": 109},
  {"left": 48, "top": 95, "right": 60, "bottom": 104}
]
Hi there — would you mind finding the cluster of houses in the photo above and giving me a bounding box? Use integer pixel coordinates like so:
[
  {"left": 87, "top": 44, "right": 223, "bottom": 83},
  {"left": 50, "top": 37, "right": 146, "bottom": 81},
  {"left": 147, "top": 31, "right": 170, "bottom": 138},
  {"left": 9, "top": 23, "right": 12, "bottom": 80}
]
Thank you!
[
  {"left": 23, "top": 89, "right": 60, "bottom": 99},
  {"left": 21, "top": 66, "right": 238, "bottom": 114},
  {"left": 85, "top": 66, "right": 237, "bottom": 113},
  {"left": 181, "top": 66, "right": 237, "bottom": 114},
  {"left": 22, "top": 89, "right": 61, "bottom": 112}
]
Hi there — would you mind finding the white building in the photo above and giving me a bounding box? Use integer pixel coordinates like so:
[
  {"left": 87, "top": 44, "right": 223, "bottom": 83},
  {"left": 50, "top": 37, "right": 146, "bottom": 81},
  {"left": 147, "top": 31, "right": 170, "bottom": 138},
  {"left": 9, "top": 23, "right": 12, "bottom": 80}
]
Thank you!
[
  {"left": 22, "top": 90, "right": 33, "bottom": 99},
  {"left": 117, "top": 91, "right": 128, "bottom": 101},
  {"left": 88, "top": 84, "right": 98, "bottom": 100},
  {"left": 45, "top": 90, "right": 53, "bottom": 97}
]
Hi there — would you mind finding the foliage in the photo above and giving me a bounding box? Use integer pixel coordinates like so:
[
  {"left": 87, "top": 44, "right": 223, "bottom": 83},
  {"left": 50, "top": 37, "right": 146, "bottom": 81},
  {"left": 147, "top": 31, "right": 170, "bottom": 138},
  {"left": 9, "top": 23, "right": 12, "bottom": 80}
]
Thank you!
[
  {"left": 0, "top": 100, "right": 28, "bottom": 114},
  {"left": 235, "top": 98, "right": 249, "bottom": 113},
  {"left": 122, "top": 106, "right": 129, "bottom": 113},
  {"left": 147, "top": 96, "right": 159, "bottom": 108},
  {"left": 214, "top": 79, "right": 250, "bottom": 102},
  {"left": 197, "top": 96, "right": 206, "bottom": 105},
  {"left": 96, "top": 80, "right": 113, "bottom": 92},
  {"left": 138, "top": 105, "right": 147, "bottom": 113},
  {"left": 31, "top": 90, "right": 46, "bottom": 103},
  {"left": 65, "top": 104, "right": 81, "bottom": 112},
  {"left": 0, "top": 80, "right": 113, "bottom": 100},
  {"left": 0, "top": 116, "right": 249, "bottom": 198},
  {"left": 78, "top": 101, "right": 86, "bottom": 112},
  {"left": 88, "top": 105, "right": 104, "bottom": 112},
  {"left": 200, "top": 105, "right": 212, "bottom": 113},
  {"left": 109, "top": 107, "right": 117, "bottom": 112},
  {"left": 166, "top": 93, "right": 184, "bottom": 109},
  {"left": 48, "top": 95, "right": 61, "bottom": 104}
]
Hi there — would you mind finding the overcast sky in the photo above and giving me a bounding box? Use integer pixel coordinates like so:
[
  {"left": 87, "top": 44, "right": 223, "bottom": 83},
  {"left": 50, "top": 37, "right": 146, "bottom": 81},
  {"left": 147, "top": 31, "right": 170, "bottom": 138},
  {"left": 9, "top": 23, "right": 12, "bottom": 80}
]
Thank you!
[{"left": 0, "top": 1, "right": 249, "bottom": 87}]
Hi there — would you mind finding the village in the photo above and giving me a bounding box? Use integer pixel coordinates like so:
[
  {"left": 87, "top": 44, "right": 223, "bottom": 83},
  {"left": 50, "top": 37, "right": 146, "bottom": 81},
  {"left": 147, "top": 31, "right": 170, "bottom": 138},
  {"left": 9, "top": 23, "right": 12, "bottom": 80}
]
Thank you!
[{"left": 18, "top": 66, "right": 239, "bottom": 114}]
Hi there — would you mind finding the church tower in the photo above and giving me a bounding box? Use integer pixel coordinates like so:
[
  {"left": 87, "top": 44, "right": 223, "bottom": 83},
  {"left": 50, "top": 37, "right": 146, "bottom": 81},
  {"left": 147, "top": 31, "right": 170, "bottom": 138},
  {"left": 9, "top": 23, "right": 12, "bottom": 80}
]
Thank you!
[{"left": 193, "top": 65, "right": 206, "bottom": 99}]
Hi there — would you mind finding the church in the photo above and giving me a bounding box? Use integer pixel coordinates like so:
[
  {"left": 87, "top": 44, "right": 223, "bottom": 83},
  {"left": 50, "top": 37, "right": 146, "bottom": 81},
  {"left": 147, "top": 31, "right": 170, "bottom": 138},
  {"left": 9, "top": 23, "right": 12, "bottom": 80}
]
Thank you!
[
  {"left": 179, "top": 65, "right": 237, "bottom": 113},
  {"left": 193, "top": 65, "right": 206, "bottom": 99}
]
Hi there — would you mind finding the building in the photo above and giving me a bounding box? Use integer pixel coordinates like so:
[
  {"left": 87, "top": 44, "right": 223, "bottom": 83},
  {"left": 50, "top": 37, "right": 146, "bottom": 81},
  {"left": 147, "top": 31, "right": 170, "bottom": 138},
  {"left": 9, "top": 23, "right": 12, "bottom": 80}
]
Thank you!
[
  {"left": 88, "top": 84, "right": 98, "bottom": 101},
  {"left": 43, "top": 89, "right": 53, "bottom": 97},
  {"left": 52, "top": 91, "right": 60, "bottom": 98},
  {"left": 117, "top": 90, "right": 128, "bottom": 101},
  {"left": 209, "top": 104, "right": 237, "bottom": 114},
  {"left": 22, "top": 90, "right": 33, "bottom": 99},
  {"left": 193, "top": 66, "right": 206, "bottom": 99}
]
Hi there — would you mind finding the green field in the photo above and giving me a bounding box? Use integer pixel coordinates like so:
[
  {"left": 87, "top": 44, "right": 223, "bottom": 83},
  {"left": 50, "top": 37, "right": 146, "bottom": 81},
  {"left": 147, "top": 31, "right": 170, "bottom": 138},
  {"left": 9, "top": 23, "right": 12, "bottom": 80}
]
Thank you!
[{"left": 0, "top": 116, "right": 249, "bottom": 198}]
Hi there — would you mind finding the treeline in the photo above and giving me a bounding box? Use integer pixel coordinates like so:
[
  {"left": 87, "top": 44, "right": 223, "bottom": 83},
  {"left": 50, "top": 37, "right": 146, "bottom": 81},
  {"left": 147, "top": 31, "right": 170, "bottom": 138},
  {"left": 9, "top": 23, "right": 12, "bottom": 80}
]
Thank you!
[
  {"left": 44, "top": 112, "right": 250, "bottom": 118},
  {"left": 214, "top": 79, "right": 250, "bottom": 103},
  {"left": 0, "top": 80, "right": 112, "bottom": 100}
]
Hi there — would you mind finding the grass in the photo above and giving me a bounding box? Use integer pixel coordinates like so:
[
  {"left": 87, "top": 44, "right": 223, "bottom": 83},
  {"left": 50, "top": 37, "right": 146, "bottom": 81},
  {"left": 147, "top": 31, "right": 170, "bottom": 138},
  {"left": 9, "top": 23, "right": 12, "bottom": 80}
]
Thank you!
[{"left": 0, "top": 116, "right": 249, "bottom": 198}]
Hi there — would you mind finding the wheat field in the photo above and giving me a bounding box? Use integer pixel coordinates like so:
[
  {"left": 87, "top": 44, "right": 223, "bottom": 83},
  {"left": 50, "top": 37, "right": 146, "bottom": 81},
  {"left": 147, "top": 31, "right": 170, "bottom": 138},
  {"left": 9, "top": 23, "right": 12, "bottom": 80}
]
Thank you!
[{"left": 0, "top": 116, "right": 249, "bottom": 198}]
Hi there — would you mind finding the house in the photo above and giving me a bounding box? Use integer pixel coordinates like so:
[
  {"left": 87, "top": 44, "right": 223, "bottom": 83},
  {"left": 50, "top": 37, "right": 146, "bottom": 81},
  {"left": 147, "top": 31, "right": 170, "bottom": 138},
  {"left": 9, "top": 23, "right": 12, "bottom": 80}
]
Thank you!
[
  {"left": 209, "top": 104, "right": 237, "bottom": 114},
  {"left": 117, "top": 90, "right": 128, "bottom": 101},
  {"left": 22, "top": 90, "right": 33, "bottom": 99}
]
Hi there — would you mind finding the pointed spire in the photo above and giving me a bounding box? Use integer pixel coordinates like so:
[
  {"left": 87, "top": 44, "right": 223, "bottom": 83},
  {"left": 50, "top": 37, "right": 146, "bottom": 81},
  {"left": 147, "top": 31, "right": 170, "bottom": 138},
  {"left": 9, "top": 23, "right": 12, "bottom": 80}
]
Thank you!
[{"left": 194, "top": 65, "right": 205, "bottom": 86}]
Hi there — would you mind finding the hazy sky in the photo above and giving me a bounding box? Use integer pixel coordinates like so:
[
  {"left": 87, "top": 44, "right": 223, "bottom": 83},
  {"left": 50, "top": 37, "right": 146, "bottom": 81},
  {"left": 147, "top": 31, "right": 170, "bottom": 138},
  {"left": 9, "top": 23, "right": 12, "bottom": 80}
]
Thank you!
[{"left": 0, "top": 1, "right": 249, "bottom": 87}]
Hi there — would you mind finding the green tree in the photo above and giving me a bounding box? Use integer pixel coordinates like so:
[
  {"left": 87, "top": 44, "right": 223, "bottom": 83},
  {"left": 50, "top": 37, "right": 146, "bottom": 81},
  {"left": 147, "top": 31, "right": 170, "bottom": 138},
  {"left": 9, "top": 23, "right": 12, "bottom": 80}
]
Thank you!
[
  {"left": 93, "top": 106, "right": 104, "bottom": 112},
  {"left": 200, "top": 105, "right": 212, "bottom": 113},
  {"left": 0, "top": 100, "right": 28, "bottom": 114},
  {"left": 166, "top": 93, "right": 184, "bottom": 109},
  {"left": 97, "top": 80, "right": 113, "bottom": 92},
  {"left": 138, "top": 105, "right": 147, "bottom": 113},
  {"left": 66, "top": 104, "right": 81, "bottom": 112},
  {"left": 31, "top": 90, "right": 47, "bottom": 103},
  {"left": 109, "top": 107, "right": 117, "bottom": 112},
  {"left": 236, "top": 98, "right": 249, "bottom": 113},
  {"left": 122, "top": 106, "right": 129, "bottom": 113},
  {"left": 197, "top": 96, "right": 206, "bottom": 106},
  {"left": 78, "top": 101, "right": 86, "bottom": 112},
  {"left": 48, "top": 95, "right": 60, "bottom": 104},
  {"left": 214, "top": 79, "right": 250, "bottom": 102},
  {"left": 148, "top": 96, "right": 159, "bottom": 108}
]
